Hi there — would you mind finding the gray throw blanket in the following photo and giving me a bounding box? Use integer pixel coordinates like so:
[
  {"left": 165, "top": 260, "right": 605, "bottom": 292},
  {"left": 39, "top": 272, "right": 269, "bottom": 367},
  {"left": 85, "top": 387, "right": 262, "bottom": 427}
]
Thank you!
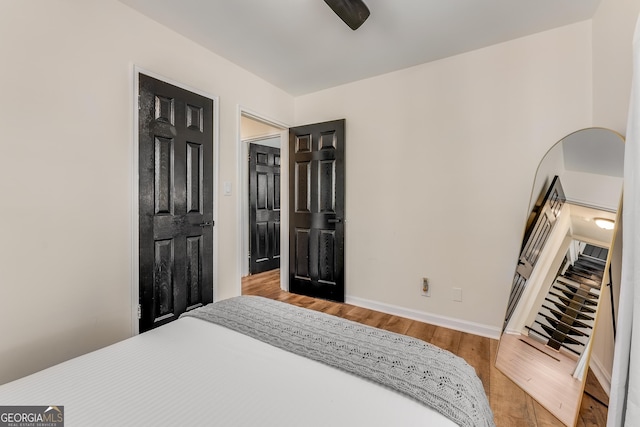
[{"left": 182, "top": 296, "right": 495, "bottom": 427}]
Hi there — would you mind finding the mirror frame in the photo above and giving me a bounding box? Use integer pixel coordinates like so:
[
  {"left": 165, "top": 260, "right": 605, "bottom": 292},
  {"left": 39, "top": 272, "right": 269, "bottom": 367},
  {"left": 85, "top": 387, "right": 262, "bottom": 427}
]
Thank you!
[{"left": 496, "top": 127, "right": 624, "bottom": 426}]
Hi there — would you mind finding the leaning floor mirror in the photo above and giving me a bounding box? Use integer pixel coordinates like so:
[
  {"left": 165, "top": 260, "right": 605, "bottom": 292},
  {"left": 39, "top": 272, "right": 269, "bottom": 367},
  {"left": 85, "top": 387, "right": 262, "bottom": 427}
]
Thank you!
[{"left": 495, "top": 127, "right": 624, "bottom": 426}]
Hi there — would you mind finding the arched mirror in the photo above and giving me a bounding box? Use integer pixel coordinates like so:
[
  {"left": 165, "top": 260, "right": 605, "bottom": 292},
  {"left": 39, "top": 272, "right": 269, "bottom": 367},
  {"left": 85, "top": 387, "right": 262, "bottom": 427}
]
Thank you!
[{"left": 495, "top": 127, "right": 624, "bottom": 426}]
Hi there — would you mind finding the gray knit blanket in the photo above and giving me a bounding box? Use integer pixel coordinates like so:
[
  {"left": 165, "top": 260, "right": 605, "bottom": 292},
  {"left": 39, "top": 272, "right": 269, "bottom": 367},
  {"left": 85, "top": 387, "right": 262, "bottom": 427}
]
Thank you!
[{"left": 182, "top": 296, "right": 495, "bottom": 427}]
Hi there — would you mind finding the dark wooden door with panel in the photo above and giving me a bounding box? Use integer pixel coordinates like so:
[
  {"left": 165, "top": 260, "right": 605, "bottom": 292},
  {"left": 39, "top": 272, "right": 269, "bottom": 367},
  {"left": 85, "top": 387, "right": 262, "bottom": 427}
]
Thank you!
[
  {"left": 503, "top": 175, "right": 566, "bottom": 327},
  {"left": 138, "top": 74, "right": 214, "bottom": 332},
  {"left": 249, "top": 143, "right": 281, "bottom": 274},
  {"left": 289, "top": 119, "right": 345, "bottom": 302}
]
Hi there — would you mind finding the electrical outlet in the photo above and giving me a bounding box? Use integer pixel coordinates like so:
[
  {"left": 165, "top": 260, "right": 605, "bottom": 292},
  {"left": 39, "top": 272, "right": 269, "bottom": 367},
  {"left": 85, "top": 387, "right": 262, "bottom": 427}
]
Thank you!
[
  {"left": 452, "top": 287, "right": 462, "bottom": 302},
  {"left": 421, "top": 278, "right": 430, "bottom": 297}
]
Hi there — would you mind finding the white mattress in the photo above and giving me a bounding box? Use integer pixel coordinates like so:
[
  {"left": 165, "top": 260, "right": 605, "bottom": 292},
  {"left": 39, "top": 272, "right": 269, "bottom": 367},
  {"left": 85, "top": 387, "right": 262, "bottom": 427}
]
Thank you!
[{"left": 0, "top": 316, "right": 456, "bottom": 426}]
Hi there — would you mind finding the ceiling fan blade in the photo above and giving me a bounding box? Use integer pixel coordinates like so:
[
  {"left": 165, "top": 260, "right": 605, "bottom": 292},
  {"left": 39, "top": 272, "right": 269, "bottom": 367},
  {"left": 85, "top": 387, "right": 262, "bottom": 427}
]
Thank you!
[{"left": 324, "top": 0, "right": 370, "bottom": 30}]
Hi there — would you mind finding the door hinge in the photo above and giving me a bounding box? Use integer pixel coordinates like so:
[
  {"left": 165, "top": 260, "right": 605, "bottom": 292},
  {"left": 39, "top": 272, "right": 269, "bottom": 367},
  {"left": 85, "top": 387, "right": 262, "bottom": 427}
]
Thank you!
[{"left": 137, "top": 304, "right": 142, "bottom": 320}]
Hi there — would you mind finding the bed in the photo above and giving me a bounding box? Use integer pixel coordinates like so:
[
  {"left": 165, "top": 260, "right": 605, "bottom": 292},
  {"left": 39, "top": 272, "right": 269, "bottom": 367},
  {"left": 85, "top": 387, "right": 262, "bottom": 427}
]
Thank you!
[{"left": 0, "top": 296, "right": 494, "bottom": 426}]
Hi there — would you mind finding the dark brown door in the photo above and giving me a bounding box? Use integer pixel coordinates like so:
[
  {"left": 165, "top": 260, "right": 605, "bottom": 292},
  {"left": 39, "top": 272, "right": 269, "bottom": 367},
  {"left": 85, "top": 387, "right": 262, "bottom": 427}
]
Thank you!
[
  {"left": 138, "top": 74, "right": 214, "bottom": 332},
  {"left": 249, "top": 143, "right": 281, "bottom": 274},
  {"left": 289, "top": 119, "right": 345, "bottom": 302},
  {"left": 504, "top": 175, "right": 565, "bottom": 327}
]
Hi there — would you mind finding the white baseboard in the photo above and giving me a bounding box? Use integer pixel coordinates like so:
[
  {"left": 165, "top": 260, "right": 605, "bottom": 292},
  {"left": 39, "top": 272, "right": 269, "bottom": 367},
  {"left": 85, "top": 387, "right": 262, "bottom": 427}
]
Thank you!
[
  {"left": 589, "top": 354, "right": 611, "bottom": 397},
  {"left": 345, "top": 295, "right": 502, "bottom": 340}
]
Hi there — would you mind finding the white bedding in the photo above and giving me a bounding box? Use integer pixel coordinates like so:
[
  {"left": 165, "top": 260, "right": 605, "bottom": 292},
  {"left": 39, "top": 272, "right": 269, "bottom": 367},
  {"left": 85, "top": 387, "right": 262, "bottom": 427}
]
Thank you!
[{"left": 0, "top": 316, "right": 456, "bottom": 426}]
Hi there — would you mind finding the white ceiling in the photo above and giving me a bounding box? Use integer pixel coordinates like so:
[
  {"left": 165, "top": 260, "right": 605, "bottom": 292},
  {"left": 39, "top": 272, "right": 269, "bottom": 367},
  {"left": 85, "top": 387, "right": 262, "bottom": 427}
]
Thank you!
[
  {"left": 562, "top": 128, "right": 625, "bottom": 177},
  {"left": 118, "top": 0, "right": 601, "bottom": 95},
  {"left": 569, "top": 204, "right": 616, "bottom": 247}
]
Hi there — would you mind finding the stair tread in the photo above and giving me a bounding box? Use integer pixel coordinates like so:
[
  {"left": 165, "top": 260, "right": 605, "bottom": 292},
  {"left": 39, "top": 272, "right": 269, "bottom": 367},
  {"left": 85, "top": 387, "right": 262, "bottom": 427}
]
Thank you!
[
  {"left": 534, "top": 322, "right": 586, "bottom": 350},
  {"left": 573, "top": 262, "right": 605, "bottom": 274},
  {"left": 553, "top": 281, "right": 600, "bottom": 299},
  {"left": 552, "top": 287, "right": 599, "bottom": 304},
  {"left": 540, "top": 305, "right": 594, "bottom": 328},
  {"left": 564, "top": 274, "right": 602, "bottom": 288},
  {"left": 536, "top": 313, "right": 591, "bottom": 337},
  {"left": 577, "top": 253, "right": 607, "bottom": 265},
  {"left": 548, "top": 291, "right": 597, "bottom": 310},
  {"left": 527, "top": 326, "right": 584, "bottom": 356},
  {"left": 544, "top": 298, "right": 595, "bottom": 320}
]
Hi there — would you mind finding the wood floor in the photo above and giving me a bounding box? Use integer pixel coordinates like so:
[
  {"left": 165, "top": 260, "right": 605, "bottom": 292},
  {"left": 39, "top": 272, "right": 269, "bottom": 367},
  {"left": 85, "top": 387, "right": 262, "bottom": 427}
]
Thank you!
[
  {"left": 242, "top": 269, "right": 609, "bottom": 427},
  {"left": 495, "top": 334, "right": 584, "bottom": 426}
]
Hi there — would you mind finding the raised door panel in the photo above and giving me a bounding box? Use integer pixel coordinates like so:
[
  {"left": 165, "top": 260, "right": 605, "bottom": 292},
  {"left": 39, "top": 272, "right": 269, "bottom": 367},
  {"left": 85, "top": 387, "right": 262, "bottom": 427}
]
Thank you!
[{"left": 154, "top": 239, "right": 175, "bottom": 322}]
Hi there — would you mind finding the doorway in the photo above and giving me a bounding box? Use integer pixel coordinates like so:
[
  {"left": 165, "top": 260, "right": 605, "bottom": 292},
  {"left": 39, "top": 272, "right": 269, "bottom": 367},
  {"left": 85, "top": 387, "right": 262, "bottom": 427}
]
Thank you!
[
  {"left": 248, "top": 141, "right": 281, "bottom": 274},
  {"left": 239, "top": 112, "right": 288, "bottom": 288},
  {"left": 237, "top": 113, "right": 346, "bottom": 301}
]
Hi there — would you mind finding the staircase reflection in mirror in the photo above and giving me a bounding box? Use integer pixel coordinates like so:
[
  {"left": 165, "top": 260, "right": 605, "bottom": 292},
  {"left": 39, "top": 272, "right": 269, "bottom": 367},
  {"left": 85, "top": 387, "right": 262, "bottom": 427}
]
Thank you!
[{"left": 495, "top": 128, "right": 624, "bottom": 427}]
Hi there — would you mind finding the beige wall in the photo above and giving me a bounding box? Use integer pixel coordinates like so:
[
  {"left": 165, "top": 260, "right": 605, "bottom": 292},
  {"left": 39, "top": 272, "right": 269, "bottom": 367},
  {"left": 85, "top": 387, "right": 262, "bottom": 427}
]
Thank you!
[
  {"left": 295, "top": 22, "right": 593, "bottom": 332},
  {"left": 589, "top": 0, "right": 640, "bottom": 394},
  {"left": 0, "top": 0, "right": 294, "bottom": 384},
  {"left": 593, "top": 0, "right": 640, "bottom": 134},
  {"left": 241, "top": 116, "right": 284, "bottom": 140}
]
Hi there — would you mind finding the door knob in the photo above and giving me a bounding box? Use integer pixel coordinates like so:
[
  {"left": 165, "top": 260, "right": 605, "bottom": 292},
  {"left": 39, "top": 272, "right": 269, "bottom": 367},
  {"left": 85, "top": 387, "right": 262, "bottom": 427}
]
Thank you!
[
  {"left": 328, "top": 218, "right": 342, "bottom": 224},
  {"left": 198, "top": 221, "right": 214, "bottom": 227}
]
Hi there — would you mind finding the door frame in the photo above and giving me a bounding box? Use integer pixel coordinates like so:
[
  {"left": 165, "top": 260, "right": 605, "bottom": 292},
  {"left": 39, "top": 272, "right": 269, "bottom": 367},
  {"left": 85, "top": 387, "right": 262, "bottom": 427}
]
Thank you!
[
  {"left": 131, "top": 65, "right": 220, "bottom": 336},
  {"left": 237, "top": 107, "right": 289, "bottom": 292}
]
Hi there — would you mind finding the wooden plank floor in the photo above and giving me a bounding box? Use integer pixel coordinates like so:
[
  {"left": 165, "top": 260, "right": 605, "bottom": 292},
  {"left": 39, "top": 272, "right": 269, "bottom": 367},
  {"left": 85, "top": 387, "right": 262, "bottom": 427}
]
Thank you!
[
  {"left": 242, "top": 269, "right": 609, "bottom": 427},
  {"left": 495, "top": 334, "right": 583, "bottom": 426}
]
